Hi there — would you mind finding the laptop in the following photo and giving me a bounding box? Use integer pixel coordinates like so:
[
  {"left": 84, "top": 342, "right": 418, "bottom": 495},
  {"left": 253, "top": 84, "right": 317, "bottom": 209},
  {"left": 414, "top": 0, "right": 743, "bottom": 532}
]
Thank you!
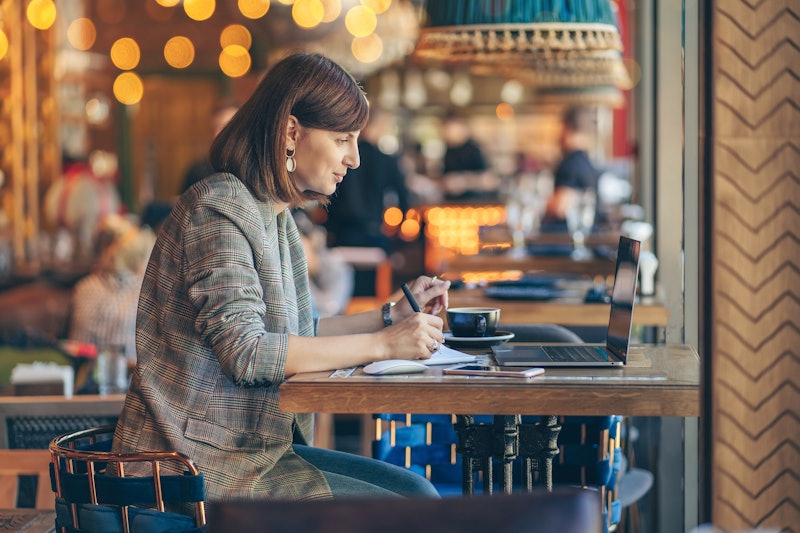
[{"left": 492, "top": 236, "right": 641, "bottom": 367}]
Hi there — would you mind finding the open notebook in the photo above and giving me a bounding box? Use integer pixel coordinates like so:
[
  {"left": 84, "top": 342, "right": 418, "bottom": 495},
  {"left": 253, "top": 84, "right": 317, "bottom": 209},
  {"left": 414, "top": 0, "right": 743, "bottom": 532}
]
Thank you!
[{"left": 492, "top": 236, "right": 641, "bottom": 367}]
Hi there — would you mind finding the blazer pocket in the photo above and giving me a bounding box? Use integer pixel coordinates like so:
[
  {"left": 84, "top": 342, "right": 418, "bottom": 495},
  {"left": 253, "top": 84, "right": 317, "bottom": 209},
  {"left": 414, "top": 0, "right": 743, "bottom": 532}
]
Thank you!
[{"left": 184, "top": 417, "right": 268, "bottom": 452}]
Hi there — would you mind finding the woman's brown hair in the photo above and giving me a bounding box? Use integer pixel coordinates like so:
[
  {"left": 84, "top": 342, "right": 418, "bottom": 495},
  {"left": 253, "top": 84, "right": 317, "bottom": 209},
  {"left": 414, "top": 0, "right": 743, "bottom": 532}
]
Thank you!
[{"left": 209, "top": 52, "right": 369, "bottom": 207}]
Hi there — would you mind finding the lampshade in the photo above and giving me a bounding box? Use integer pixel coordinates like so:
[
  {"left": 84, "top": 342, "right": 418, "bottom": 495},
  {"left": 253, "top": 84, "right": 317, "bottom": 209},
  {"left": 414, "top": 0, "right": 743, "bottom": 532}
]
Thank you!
[{"left": 413, "top": 0, "right": 630, "bottom": 92}]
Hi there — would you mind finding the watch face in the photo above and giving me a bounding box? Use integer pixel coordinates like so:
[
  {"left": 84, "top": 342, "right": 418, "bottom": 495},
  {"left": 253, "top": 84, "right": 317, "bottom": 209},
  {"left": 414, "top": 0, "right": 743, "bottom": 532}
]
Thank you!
[{"left": 382, "top": 302, "right": 393, "bottom": 327}]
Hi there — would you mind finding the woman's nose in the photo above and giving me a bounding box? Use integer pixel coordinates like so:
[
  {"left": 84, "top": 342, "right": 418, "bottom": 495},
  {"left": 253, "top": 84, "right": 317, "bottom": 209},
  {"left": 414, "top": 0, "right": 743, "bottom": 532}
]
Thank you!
[{"left": 344, "top": 147, "right": 360, "bottom": 169}]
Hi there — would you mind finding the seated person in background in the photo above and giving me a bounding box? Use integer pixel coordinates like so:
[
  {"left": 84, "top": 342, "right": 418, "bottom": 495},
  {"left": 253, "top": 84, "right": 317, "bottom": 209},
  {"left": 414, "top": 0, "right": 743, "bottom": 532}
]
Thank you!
[
  {"left": 439, "top": 112, "right": 500, "bottom": 202},
  {"left": 293, "top": 209, "right": 354, "bottom": 317},
  {"left": 543, "top": 106, "right": 601, "bottom": 226},
  {"left": 324, "top": 107, "right": 410, "bottom": 254},
  {"left": 69, "top": 214, "right": 156, "bottom": 364}
]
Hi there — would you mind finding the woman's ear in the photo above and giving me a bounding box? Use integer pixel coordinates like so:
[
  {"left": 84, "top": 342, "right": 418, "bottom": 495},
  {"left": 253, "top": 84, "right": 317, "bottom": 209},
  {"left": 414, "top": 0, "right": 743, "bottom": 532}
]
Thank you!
[{"left": 286, "top": 115, "right": 299, "bottom": 148}]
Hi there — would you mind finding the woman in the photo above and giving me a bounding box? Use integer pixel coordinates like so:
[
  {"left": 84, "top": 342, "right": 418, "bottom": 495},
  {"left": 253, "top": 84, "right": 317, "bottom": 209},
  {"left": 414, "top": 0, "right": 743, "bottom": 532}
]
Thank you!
[
  {"left": 70, "top": 213, "right": 155, "bottom": 365},
  {"left": 111, "top": 53, "right": 449, "bottom": 501}
]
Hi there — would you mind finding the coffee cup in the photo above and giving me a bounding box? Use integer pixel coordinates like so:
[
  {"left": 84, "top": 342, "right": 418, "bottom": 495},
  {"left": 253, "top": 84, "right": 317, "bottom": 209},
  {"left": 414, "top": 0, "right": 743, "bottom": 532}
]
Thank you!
[{"left": 446, "top": 307, "right": 500, "bottom": 337}]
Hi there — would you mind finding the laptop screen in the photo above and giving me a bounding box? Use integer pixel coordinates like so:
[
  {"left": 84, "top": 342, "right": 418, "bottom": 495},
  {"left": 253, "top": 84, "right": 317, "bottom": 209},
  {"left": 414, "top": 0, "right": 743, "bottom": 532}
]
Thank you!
[{"left": 606, "top": 236, "right": 641, "bottom": 361}]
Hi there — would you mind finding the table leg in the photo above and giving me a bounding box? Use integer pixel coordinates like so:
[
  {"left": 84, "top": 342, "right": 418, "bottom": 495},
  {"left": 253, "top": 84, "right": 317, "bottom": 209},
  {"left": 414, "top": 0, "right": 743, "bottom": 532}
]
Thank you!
[
  {"left": 518, "top": 415, "right": 562, "bottom": 492},
  {"left": 494, "top": 415, "right": 520, "bottom": 494},
  {"left": 455, "top": 415, "right": 494, "bottom": 495}
]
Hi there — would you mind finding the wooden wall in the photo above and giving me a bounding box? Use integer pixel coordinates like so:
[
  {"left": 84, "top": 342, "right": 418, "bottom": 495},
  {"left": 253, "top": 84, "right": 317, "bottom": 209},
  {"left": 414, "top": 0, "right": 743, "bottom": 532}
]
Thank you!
[{"left": 707, "top": 1, "right": 799, "bottom": 529}]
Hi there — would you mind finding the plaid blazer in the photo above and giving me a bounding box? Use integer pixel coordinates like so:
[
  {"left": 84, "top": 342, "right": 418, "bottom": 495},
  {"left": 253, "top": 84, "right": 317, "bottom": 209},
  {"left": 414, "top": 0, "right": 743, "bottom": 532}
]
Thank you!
[{"left": 112, "top": 173, "right": 331, "bottom": 501}]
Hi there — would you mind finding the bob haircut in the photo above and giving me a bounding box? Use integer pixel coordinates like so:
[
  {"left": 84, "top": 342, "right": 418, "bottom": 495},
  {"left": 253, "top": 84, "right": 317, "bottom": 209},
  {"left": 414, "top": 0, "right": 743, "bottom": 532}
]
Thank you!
[{"left": 209, "top": 52, "right": 369, "bottom": 208}]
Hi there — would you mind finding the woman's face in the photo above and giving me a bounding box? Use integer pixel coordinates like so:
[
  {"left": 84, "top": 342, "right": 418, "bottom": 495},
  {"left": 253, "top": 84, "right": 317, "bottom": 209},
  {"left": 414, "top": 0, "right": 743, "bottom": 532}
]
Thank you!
[{"left": 292, "top": 125, "right": 361, "bottom": 196}]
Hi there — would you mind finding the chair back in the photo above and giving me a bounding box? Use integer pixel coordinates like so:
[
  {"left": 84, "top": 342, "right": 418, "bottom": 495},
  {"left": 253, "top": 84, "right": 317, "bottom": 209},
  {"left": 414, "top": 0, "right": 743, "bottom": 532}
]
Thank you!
[
  {"left": 49, "top": 424, "right": 206, "bottom": 533},
  {"left": 208, "top": 489, "right": 602, "bottom": 533},
  {"left": 500, "top": 323, "right": 584, "bottom": 343},
  {"left": 0, "top": 449, "right": 55, "bottom": 509}
]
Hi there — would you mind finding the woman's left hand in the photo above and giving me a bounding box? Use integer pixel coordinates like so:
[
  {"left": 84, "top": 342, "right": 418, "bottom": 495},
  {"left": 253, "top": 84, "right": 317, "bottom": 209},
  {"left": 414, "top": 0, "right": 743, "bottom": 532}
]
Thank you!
[{"left": 395, "top": 276, "right": 450, "bottom": 319}]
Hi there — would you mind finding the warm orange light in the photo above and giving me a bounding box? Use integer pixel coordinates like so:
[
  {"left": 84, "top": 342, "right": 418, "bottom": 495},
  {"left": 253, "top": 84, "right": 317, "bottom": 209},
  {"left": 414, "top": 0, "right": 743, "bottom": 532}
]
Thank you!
[
  {"left": 292, "top": 0, "right": 324, "bottom": 29},
  {"left": 219, "top": 45, "right": 251, "bottom": 77},
  {"left": 220, "top": 24, "right": 252, "bottom": 49},
  {"left": 399, "top": 219, "right": 420, "bottom": 241},
  {"left": 184, "top": 0, "right": 215, "bottom": 21},
  {"left": 351, "top": 34, "right": 382, "bottom": 63},
  {"left": 344, "top": 5, "right": 376, "bottom": 37},
  {"left": 405, "top": 208, "right": 420, "bottom": 222},
  {"left": 238, "top": 0, "right": 271, "bottom": 19},
  {"left": 383, "top": 206, "right": 403, "bottom": 227},
  {"left": 0, "top": 30, "right": 9, "bottom": 61},
  {"left": 164, "top": 36, "right": 195, "bottom": 69},
  {"left": 110, "top": 38, "right": 141, "bottom": 71},
  {"left": 496, "top": 102, "right": 515, "bottom": 121},
  {"left": 360, "top": 0, "right": 390, "bottom": 15},
  {"left": 156, "top": 0, "right": 181, "bottom": 6},
  {"left": 26, "top": 0, "right": 57, "bottom": 30},
  {"left": 67, "top": 18, "right": 97, "bottom": 51},
  {"left": 113, "top": 72, "right": 144, "bottom": 105},
  {"left": 320, "top": 0, "right": 341, "bottom": 22}
]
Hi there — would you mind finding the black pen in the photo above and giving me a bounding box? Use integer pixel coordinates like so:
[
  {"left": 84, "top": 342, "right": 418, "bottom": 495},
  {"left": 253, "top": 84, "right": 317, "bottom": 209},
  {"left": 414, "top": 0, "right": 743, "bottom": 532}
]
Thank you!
[{"left": 401, "top": 283, "right": 421, "bottom": 313}]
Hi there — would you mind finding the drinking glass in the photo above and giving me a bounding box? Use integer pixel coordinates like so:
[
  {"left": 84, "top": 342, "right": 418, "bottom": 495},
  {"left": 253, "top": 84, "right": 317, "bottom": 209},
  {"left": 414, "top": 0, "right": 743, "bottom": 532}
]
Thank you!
[{"left": 566, "top": 190, "right": 596, "bottom": 261}]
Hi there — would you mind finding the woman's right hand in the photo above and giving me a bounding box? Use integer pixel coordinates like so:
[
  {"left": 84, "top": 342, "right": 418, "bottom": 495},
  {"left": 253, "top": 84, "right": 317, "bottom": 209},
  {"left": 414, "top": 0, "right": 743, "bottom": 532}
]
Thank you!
[{"left": 378, "top": 311, "right": 444, "bottom": 361}]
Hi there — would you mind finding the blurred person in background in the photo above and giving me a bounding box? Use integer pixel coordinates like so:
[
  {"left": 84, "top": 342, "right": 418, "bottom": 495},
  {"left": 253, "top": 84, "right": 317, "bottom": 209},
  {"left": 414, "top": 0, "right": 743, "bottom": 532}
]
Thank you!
[
  {"left": 324, "top": 107, "right": 410, "bottom": 254},
  {"left": 439, "top": 112, "right": 500, "bottom": 202},
  {"left": 543, "top": 106, "right": 601, "bottom": 227},
  {"left": 69, "top": 213, "right": 156, "bottom": 364}
]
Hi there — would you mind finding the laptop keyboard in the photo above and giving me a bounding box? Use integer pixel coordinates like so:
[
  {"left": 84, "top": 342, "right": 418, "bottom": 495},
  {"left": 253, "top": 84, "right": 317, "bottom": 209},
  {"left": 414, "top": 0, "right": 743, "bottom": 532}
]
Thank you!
[
  {"left": 543, "top": 346, "right": 605, "bottom": 362},
  {"left": 484, "top": 286, "right": 566, "bottom": 300}
]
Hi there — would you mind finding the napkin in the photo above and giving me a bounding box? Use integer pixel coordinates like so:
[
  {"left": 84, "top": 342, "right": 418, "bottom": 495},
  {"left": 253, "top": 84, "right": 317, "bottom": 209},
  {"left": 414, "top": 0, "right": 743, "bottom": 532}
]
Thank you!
[{"left": 423, "top": 345, "right": 476, "bottom": 366}]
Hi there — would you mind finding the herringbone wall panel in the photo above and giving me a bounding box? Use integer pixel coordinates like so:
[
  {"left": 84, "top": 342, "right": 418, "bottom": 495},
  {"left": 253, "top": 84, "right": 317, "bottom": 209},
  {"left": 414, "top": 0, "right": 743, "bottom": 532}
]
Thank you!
[{"left": 711, "top": 1, "right": 799, "bottom": 530}]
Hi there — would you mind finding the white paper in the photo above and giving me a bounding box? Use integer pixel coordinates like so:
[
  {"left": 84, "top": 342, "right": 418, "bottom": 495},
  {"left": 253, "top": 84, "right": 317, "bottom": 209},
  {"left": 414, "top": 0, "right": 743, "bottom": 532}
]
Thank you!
[{"left": 422, "top": 344, "right": 476, "bottom": 366}]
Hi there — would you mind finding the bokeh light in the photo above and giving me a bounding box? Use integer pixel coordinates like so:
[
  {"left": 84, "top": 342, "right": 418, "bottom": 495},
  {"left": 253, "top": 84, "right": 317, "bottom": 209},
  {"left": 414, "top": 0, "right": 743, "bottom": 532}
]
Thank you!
[
  {"left": 164, "top": 36, "right": 195, "bottom": 69},
  {"left": 292, "top": 0, "right": 324, "bottom": 29},
  {"left": 110, "top": 38, "right": 141, "bottom": 70},
  {"left": 26, "top": 0, "right": 57, "bottom": 30},
  {"left": 320, "top": 0, "right": 341, "bottom": 23},
  {"left": 0, "top": 30, "right": 9, "bottom": 61},
  {"left": 351, "top": 34, "right": 382, "bottom": 63},
  {"left": 383, "top": 207, "right": 403, "bottom": 227},
  {"left": 345, "top": 5, "right": 376, "bottom": 37},
  {"left": 219, "top": 45, "right": 251, "bottom": 77},
  {"left": 238, "top": 0, "right": 270, "bottom": 19},
  {"left": 156, "top": 0, "right": 181, "bottom": 6},
  {"left": 113, "top": 72, "right": 144, "bottom": 105},
  {"left": 399, "top": 218, "right": 420, "bottom": 241},
  {"left": 361, "top": 0, "right": 390, "bottom": 15},
  {"left": 184, "top": 0, "right": 216, "bottom": 21},
  {"left": 67, "top": 18, "right": 97, "bottom": 51},
  {"left": 495, "top": 102, "right": 515, "bottom": 121},
  {"left": 220, "top": 24, "right": 252, "bottom": 49}
]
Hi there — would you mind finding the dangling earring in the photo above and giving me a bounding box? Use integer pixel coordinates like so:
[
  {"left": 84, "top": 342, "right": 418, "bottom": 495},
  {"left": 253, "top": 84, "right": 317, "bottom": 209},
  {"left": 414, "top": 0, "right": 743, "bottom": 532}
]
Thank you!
[{"left": 286, "top": 148, "right": 296, "bottom": 173}]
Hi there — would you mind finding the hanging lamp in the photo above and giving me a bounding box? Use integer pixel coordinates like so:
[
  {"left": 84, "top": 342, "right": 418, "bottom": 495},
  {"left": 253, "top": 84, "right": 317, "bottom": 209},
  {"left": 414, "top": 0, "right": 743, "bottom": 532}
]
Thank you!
[{"left": 413, "top": 0, "right": 630, "bottom": 93}]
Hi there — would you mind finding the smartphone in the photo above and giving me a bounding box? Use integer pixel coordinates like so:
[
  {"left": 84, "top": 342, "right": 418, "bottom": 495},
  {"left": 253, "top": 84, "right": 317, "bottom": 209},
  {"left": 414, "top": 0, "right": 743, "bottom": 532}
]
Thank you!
[{"left": 443, "top": 364, "right": 545, "bottom": 378}]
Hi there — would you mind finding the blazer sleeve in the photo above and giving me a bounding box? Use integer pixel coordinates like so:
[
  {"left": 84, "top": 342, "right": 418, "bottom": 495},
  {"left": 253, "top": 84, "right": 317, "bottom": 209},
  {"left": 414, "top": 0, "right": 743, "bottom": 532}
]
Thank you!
[{"left": 183, "top": 202, "right": 288, "bottom": 387}]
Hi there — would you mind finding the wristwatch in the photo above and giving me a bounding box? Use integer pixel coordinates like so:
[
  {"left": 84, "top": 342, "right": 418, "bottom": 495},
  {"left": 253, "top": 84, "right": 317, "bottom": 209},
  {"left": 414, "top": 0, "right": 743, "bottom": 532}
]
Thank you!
[{"left": 382, "top": 302, "right": 395, "bottom": 327}]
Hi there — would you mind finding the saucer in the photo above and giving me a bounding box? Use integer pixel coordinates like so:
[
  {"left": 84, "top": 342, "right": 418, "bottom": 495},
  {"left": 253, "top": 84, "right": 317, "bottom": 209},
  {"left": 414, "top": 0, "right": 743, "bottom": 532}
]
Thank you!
[{"left": 443, "top": 331, "right": 515, "bottom": 349}]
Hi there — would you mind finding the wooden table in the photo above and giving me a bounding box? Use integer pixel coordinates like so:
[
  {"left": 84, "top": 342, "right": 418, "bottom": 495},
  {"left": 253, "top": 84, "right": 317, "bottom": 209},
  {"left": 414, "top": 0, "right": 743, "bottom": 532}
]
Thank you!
[
  {"left": 0, "top": 509, "right": 55, "bottom": 532},
  {"left": 448, "top": 286, "right": 669, "bottom": 327},
  {"left": 281, "top": 344, "right": 700, "bottom": 493},
  {"left": 281, "top": 345, "right": 699, "bottom": 417}
]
